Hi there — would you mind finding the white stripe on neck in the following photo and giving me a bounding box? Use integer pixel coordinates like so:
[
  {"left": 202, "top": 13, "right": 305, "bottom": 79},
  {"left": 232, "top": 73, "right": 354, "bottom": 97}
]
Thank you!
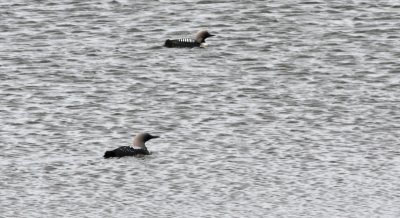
[{"left": 130, "top": 145, "right": 143, "bottom": 149}]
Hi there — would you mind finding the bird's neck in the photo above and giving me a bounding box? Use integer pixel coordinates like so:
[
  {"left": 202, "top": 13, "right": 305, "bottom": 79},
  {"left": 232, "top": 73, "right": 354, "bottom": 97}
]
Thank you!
[{"left": 133, "top": 139, "right": 146, "bottom": 148}]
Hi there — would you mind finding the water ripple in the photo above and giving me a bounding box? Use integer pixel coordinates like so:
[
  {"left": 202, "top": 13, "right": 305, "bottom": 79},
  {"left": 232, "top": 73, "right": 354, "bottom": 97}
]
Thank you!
[{"left": 1, "top": 0, "right": 400, "bottom": 217}]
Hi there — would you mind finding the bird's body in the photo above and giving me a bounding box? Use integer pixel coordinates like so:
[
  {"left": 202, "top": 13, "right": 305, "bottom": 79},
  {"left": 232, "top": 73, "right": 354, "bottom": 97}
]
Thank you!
[
  {"left": 104, "top": 133, "right": 159, "bottom": 158},
  {"left": 164, "top": 30, "right": 215, "bottom": 48},
  {"left": 104, "top": 146, "right": 149, "bottom": 158}
]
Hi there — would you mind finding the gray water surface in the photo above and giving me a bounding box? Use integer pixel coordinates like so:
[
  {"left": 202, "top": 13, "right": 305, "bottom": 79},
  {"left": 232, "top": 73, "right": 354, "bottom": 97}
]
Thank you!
[{"left": 1, "top": 0, "right": 400, "bottom": 217}]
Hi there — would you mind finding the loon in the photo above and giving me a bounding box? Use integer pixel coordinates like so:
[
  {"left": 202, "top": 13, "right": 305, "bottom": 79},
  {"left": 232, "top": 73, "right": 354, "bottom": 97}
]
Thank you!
[
  {"left": 103, "top": 133, "right": 159, "bottom": 158},
  {"left": 164, "top": 30, "right": 215, "bottom": 48}
]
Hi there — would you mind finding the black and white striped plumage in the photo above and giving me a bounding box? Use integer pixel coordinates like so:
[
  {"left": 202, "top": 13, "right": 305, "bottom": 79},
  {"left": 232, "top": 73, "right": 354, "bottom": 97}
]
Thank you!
[
  {"left": 164, "top": 38, "right": 200, "bottom": 48},
  {"left": 164, "top": 30, "right": 215, "bottom": 48}
]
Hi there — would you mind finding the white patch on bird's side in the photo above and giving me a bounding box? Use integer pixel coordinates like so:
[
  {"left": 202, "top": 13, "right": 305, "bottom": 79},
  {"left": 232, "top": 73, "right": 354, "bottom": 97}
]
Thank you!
[{"left": 200, "top": 43, "right": 208, "bottom": 48}]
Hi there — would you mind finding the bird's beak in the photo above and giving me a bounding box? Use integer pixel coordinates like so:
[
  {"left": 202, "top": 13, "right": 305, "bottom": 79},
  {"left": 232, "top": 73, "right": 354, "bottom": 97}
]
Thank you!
[
  {"left": 151, "top": 135, "right": 160, "bottom": 139},
  {"left": 209, "top": 34, "right": 215, "bottom": 37}
]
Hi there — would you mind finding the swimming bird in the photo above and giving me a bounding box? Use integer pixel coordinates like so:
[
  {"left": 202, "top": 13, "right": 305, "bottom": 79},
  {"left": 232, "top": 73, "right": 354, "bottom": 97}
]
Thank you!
[
  {"left": 164, "top": 30, "right": 215, "bottom": 48},
  {"left": 103, "top": 133, "right": 159, "bottom": 158}
]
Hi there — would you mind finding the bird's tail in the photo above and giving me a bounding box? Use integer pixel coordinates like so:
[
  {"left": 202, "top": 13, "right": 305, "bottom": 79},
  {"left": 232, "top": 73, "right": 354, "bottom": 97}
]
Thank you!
[
  {"left": 104, "top": 151, "right": 116, "bottom": 158},
  {"left": 164, "top": 39, "right": 172, "bottom": 47}
]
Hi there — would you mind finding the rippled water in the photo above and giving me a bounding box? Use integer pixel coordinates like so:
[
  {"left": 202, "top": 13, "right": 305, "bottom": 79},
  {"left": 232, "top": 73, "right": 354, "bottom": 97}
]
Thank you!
[{"left": 1, "top": 0, "right": 400, "bottom": 217}]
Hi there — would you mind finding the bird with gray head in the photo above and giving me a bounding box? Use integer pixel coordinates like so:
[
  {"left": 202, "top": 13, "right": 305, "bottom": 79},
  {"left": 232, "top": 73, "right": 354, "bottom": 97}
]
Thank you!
[
  {"left": 103, "top": 133, "right": 160, "bottom": 158},
  {"left": 164, "top": 30, "right": 215, "bottom": 48}
]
